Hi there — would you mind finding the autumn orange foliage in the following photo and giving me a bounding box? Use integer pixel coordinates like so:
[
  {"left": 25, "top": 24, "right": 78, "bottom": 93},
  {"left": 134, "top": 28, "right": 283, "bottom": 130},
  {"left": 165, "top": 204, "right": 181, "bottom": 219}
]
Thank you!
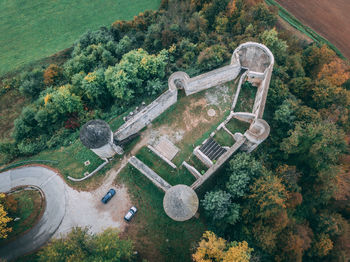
[
  {"left": 43, "top": 64, "right": 63, "bottom": 86},
  {"left": 318, "top": 58, "right": 350, "bottom": 86},
  {"left": 192, "top": 231, "right": 253, "bottom": 262},
  {"left": 0, "top": 193, "right": 12, "bottom": 239}
]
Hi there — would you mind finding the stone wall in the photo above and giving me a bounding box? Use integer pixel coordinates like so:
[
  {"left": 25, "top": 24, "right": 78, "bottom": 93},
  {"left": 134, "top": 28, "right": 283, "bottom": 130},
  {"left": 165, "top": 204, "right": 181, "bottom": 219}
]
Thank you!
[
  {"left": 114, "top": 89, "right": 178, "bottom": 141},
  {"left": 128, "top": 156, "right": 172, "bottom": 192},
  {"left": 191, "top": 137, "right": 246, "bottom": 190}
]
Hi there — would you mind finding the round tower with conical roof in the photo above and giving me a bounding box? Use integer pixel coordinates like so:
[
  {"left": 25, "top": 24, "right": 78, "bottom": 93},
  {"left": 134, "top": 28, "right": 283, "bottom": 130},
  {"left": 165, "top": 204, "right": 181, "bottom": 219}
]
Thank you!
[{"left": 80, "top": 119, "right": 123, "bottom": 160}]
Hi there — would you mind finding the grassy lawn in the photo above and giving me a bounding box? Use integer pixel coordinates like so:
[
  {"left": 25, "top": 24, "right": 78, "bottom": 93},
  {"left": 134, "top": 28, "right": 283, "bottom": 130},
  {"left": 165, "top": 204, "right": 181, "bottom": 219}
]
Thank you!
[
  {"left": 0, "top": 0, "right": 161, "bottom": 76},
  {"left": 234, "top": 81, "right": 257, "bottom": 113},
  {"left": 0, "top": 189, "right": 44, "bottom": 244},
  {"left": 152, "top": 84, "right": 235, "bottom": 168},
  {"left": 116, "top": 164, "right": 207, "bottom": 262},
  {"left": 187, "top": 154, "right": 208, "bottom": 175},
  {"left": 213, "top": 128, "right": 235, "bottom": 147},
  {"left": 225, "top": 118, "right": 250, "bottom": 135},
  {"left": 136, "top": 147, "right": 195, "bottom": 186}
]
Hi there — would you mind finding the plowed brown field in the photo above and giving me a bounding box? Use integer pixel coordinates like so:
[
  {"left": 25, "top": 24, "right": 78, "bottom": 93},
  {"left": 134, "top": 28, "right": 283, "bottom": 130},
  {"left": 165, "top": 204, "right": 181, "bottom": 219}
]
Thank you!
[{"left": 276, "top": 0, "right": 350, "bottom": 59}]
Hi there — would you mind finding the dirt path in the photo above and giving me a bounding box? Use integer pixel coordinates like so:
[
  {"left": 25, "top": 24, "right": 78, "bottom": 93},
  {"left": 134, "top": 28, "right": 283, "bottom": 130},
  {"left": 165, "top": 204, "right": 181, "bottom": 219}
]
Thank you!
[{"left": 276, "top": 0, "right": 350, "bottom": 59}]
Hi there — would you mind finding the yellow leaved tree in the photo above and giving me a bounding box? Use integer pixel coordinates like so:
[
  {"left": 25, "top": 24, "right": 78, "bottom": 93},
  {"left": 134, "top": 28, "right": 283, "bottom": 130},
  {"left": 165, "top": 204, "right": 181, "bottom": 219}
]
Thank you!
[
  {"left": 192, "top": 231, "right": 253, "bottom": 262},
  {"left": 0, "top": 193, "right": 12, "bottom": 239}
]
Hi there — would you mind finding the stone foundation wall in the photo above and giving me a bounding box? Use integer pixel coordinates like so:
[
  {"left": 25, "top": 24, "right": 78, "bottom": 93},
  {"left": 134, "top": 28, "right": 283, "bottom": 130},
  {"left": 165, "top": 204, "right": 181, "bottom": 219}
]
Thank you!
[{"left": 128, "top": 156, "right": 171, "bottom": 192}]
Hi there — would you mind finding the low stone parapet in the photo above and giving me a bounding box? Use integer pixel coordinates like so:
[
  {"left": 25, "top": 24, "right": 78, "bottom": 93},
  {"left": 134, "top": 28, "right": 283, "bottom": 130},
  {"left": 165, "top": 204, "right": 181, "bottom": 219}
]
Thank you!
[
  {"left": 182, "top": 161, "right": 202, "bottom": 179},
  {"left": 128, "top": 156, "right": 171, "bottom": 192},
  {"left": 147, "top": 145, "right": 177, "bottom": 169}
]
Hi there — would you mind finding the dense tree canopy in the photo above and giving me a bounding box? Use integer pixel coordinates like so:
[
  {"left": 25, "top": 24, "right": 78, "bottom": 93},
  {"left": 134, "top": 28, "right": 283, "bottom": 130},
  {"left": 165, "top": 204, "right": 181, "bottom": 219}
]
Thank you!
[
  {"left": 0, "top": 0, "right": 349, "bottom": 261},
  {"left": 38, "top": 227, "right": 134, "bottom": 262}
]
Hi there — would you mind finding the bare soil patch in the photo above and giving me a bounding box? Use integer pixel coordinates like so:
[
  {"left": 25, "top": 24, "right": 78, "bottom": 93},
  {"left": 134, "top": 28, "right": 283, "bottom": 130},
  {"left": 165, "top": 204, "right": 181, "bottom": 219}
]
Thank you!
[{"left": 276, "top": 0, "right": 350, "bottom": 59}]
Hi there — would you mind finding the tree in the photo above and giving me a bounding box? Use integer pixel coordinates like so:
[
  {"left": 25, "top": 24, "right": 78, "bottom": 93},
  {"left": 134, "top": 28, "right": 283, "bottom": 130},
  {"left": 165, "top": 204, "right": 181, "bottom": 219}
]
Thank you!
[
  {"left": 280, "top": 121, "right": 346, "bottom": 172},
  {"left": 13, "top": 106, "right": 39, "bottom": 142},
  {"left": 272, "top": 98, "right": 297, "bottom": 137},
  {"left": 226, "top": 203, "right": 240, "bottom": 225},
  {"left": 43, "top": 64, "right": 64, "bottom": 86},
  {"left": 197, "top": 45, "right": 229, "bottom": 71},
  {"left": 192, "top": 231, "right": 226, "bottom": 262},
  {"left": 0, "top": 194, "right": 12, "bottom": 239},
  {"left": 311, "top": 79, "right": 350, "bottom": 109},
  {"left": 310, "top": 233, "right": 333, "bottom": 258},
  {"left": 202, "top": 0, "right": 230, "bottom": 28},
  {"left": 202, "top": 190, "right": 232, "bottom": 220},
  {"left": 248, "top": 173, "right": 288, "bottom": 219},
  {"left": 38, "top": 85, "right": 84, "bottom": 128},
  {"left": 77, "top": 69, "right": 111, "bottom": 108},
  {"left": 223, "top": 241, "right": 253, "bottom": 262},
  {"left": 276, "top": 224, "right": 313, "bottom": 262},
  {"left": 19, "top": 69, "right": 45, "bottom": 100},
  {"left": 302, "top": 44, "right": 336, "bottom": 77},
  {"left": 38, "top": 227, "right": 134, "bottom": 262},
  {"left": 225, "top": 153, "right": 262, "bottom": 198},
  {"left": 260, "top": 28, "right": 288, "bottom": 64},
  {"left": 251, "top": 3, "right": 277, "bottom": 29},
  {"left": 192, "top": 231, "right": 253, "bottom": 262},
  {"left": 317, "top": 57, "right": 350, "bottom": 86},
  {"left": 105, "top": 48, "right": 168, "bottom": 101}
]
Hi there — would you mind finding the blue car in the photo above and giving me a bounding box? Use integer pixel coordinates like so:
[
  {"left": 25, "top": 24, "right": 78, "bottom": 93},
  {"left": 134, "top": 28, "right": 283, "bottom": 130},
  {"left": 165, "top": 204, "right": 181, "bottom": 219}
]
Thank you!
[{"left": 101, "top": 189, "right": 116, "bottom": 204}]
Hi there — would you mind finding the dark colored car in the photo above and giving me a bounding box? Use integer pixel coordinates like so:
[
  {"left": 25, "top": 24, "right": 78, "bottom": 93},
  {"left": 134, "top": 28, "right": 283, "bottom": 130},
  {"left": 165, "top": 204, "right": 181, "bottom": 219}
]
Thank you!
[
  {"left": 101, "top": 189, "right": 116, "bottom": 204},
  {"left": 124, "top": 206, "right": 137, "bottom": 222}
]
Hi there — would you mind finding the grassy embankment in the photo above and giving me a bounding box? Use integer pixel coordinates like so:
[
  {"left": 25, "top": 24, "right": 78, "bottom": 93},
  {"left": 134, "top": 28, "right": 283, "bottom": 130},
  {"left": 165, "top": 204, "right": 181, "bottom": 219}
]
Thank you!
[
  {"left": 0, "top": 108, "right": 140, "bottom": 189},
  {"left": 0, "top": 0, "right": 161, "bottom": 76},
  {"left": 265, "top": 0, "right": 345, "bottom": 59},
  {"left": 0, "top": 189, "right": 44, "bottom": 245}
]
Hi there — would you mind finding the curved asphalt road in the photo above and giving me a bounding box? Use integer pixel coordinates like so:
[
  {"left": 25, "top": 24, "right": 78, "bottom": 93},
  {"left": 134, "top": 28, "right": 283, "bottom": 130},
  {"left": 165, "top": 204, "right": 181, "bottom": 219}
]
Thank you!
[{"left": 0, "top": 166, "right": 66, "bottom": 261}]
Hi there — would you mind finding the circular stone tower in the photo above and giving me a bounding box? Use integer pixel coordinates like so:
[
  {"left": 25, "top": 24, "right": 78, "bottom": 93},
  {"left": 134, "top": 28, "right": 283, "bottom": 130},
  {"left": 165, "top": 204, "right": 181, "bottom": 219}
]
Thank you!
[
  {"left": 163, "top": 185, "right": 199, "bottom": 221},
  {"left": 80, "top": 119, "right": 123, "bottom": 160}
]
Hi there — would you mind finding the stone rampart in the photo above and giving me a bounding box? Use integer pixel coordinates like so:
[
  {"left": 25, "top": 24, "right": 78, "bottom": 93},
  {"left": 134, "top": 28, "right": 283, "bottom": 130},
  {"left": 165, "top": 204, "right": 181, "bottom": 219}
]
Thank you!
[{"left": 114, "top": 89, "right": 178, "bottom": 141}]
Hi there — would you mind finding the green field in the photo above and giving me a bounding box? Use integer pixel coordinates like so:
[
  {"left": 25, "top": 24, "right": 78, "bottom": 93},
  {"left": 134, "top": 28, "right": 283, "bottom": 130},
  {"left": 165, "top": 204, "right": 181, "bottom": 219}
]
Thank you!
[{"left": 0, "top": 0, "right": 160, "bottom": 76}]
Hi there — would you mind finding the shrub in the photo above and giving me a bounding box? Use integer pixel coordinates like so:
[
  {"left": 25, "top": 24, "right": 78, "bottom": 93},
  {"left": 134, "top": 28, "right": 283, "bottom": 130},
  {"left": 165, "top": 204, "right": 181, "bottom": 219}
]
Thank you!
[
  {"left": 197, "top": 44, "right": 229, "bottom": 71},
  {"left": 19, "top": 69, "right": 45, "bottom": 100}
]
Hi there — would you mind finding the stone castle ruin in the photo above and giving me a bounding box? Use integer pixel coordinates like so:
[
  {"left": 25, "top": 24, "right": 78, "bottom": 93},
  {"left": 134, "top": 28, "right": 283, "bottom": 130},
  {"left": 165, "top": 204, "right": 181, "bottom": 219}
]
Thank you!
[{"left": 80, "top": 42, "right": 274, "bottom": 221}]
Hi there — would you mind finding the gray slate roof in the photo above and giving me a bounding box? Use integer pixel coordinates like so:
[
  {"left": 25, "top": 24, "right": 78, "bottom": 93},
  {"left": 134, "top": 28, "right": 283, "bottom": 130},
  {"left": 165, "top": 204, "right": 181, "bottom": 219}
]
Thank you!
[{"left": 80, "top": 119, "right": 111, "bottom": 149}]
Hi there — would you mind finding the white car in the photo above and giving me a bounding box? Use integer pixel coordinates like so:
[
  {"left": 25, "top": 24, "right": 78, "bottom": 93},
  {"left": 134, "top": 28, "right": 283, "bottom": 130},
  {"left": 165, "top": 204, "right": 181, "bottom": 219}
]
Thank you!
[{"left": 124, "top": 206, "right": 137, "bottom": 222}]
